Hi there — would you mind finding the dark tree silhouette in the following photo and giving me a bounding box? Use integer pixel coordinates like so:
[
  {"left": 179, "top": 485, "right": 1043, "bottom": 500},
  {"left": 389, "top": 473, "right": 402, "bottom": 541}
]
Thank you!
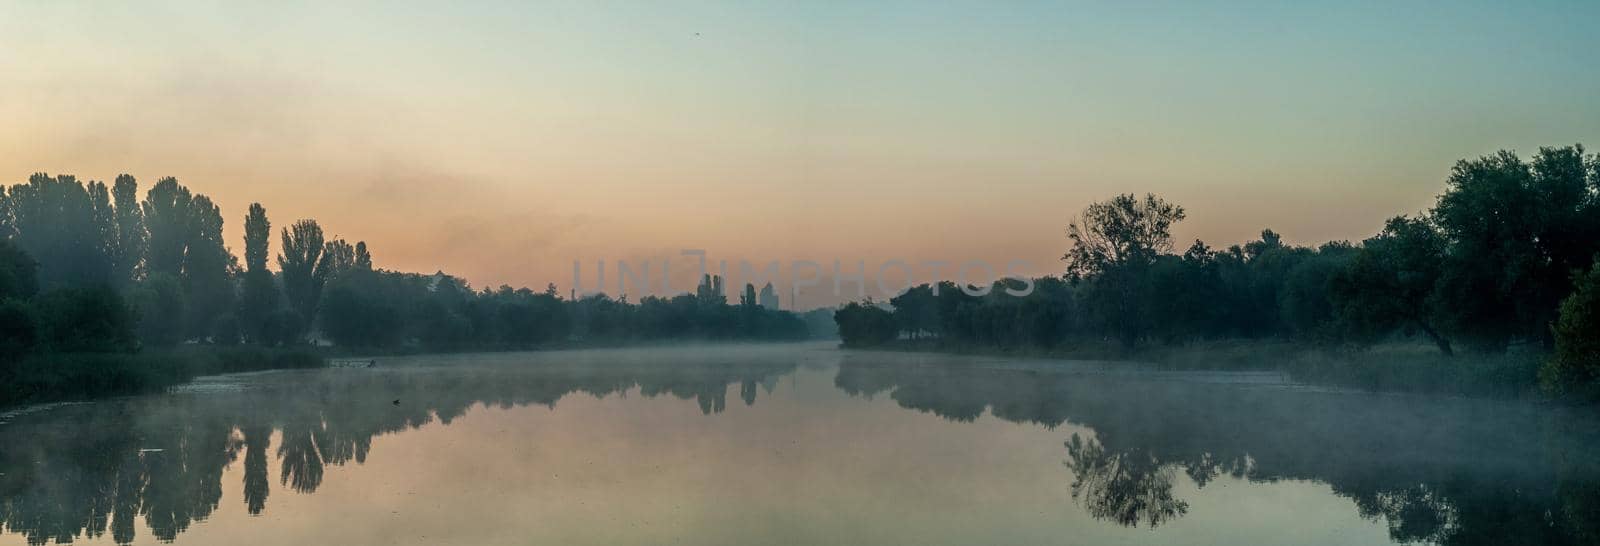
[
  {"left": 277, "top": 219, "right": 328, "bottom": 331},
  {"left": 110, "top": 175, "right": 144, "bottom": 286},
  {"left": 181, "top": 193, "right": 236, "bottom": 339},
  {"left": 141, "top": 177, "right": 192, "bottom": 280},
  {"left": 239, "top": 203, "right": 279, "bottom": 343},
  {"left": 5, "top": 173, "right": 116, "bottom": 288},
  {"left": 1432, "top": 146, "right": 1600, "bottom": 351},
  {"left": 1329, "top": 216, "right": 1454, "bottom": 355},
  {"left": 834, "top": 300, "right": 897, "bottom": 347},
  {"left": 243, "top": 203, "right": 272, "bottom": 274},
  {"left": 1541, "top": 256, "right": 1600, "bottom": 397},
  {"left": 0, "top": 238, "right": 39, "bottom": 301},
  {"left": 1064, "top": 193, "right": 1186, "bottom": 348},
  {"left": 138, "top": 177, "right": 236, "bottom": 341},
  {"left": 1065, "top": 433, "right": 1188, "bottom": 528}
]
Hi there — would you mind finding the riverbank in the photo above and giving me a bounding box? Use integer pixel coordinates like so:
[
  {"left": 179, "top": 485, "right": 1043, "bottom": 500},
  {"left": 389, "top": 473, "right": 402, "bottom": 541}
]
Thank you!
[
  {"left": 3, "top": 338, "right": 1548, "bottom": 410},
  {"left": 316, "top": 336, "right": 827, "bottom": 358},
  {"left": 0, "top": 346, "right": 325, "bottom": 408},
  {"left": 0, "top": 339, "right": 839, "bottom": 409},
  {"left": 860, "top": 339, "right": 1546, "bottom": 400}
]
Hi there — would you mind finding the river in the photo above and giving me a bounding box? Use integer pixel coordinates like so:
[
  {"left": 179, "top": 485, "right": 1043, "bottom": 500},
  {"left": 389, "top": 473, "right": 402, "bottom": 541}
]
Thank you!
[{"left": 2, "top": 343, "right": 1595, "bottom": 545}]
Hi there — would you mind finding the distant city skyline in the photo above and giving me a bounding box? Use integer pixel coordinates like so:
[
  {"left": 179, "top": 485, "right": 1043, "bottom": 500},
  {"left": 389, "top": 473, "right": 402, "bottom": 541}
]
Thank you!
[{"left": 4, "top": 2, "right": 1597, "bottom": 308}]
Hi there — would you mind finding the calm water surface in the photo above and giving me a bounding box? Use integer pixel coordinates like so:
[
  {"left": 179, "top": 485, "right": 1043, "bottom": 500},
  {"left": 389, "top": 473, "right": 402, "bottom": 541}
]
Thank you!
[{"left": 2, "top": 343, "right": 1597, "bottom": 545}]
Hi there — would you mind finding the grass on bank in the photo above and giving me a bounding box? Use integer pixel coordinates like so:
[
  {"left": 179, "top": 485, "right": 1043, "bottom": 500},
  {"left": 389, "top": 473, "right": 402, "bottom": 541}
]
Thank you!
[
  {"left": 867, "top": 338, "right": 1545, "bottom": 400},
  {"left": 1, "top": 346, "right": 324, "bottom": 408},
  {"left": 1279, "top": 346, "right": 1541, "bottom": 399}
]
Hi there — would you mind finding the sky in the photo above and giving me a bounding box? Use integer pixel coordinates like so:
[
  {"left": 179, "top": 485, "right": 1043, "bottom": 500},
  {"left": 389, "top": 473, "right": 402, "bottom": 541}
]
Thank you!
[{"left": 2, "top": 1, "right": 1597, "bottom": 308}]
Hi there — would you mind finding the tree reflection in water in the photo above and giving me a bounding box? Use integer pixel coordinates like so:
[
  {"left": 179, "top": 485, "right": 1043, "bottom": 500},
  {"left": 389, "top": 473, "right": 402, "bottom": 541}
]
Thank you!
[
  {"left": 1063, "top": 433, "right": 1187, "bottom": 528},
  {"left": 0, "top": 353, "right": 797, "bottom": 545},
  {"left": 2, "top": 349, "right": 1598, "bottom": 546},
  {"left": 832, "top": 353, "right": 1600, "bottom": 545}
]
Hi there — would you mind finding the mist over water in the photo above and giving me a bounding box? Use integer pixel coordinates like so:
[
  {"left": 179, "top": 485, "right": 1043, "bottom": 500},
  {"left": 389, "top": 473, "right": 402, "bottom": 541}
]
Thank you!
[{"left": 2, "top": 344, "right": 1595, "bottom": 546}]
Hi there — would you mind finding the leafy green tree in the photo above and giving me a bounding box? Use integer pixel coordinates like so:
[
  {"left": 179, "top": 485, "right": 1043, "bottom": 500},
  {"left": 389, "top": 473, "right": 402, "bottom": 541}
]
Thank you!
[
  {"left": 1540, "top": 257, "right": 1600, "bottom": 397},
  {"left": 1432, "top": 146, "right": 1600, "bottom": 351}
]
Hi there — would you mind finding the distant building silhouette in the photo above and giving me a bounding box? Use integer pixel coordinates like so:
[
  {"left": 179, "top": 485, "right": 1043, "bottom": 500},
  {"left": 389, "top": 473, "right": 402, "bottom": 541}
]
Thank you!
[
  {"left": 759, "top": 282, "right": 780, "bottom": 310},
  {"left": 696, "top": 274, "right": 726, "bottom": 304}
]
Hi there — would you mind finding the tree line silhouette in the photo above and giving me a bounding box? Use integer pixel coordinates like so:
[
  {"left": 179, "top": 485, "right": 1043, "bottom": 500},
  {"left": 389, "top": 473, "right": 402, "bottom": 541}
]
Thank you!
[
  {"left": 0, "top": 174, "right": 823, "bottom": 404},
  {"left": 835, "top": 145, "right": 1600, "bottom": 398}
]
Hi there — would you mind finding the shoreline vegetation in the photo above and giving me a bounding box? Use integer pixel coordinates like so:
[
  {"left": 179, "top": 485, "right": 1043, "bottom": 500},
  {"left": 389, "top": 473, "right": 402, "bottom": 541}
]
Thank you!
[
  {"left": 1, "top": 346, "right": 323, "bottom": 408},
  {"left": 4, "top": 145, "right": 1598, "bottom": 408},
  {"left": 851, "top": 339, "right": 1545, "bottom": 400},
  {"left": 834, "top": 144, "right": 1600, "bottom": 404},
  {"left": 4, "top": 337, "right": 848, "bottom": 410},
  {"left": 0, "top": 174, "right": 834, "bottom": 409}
]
